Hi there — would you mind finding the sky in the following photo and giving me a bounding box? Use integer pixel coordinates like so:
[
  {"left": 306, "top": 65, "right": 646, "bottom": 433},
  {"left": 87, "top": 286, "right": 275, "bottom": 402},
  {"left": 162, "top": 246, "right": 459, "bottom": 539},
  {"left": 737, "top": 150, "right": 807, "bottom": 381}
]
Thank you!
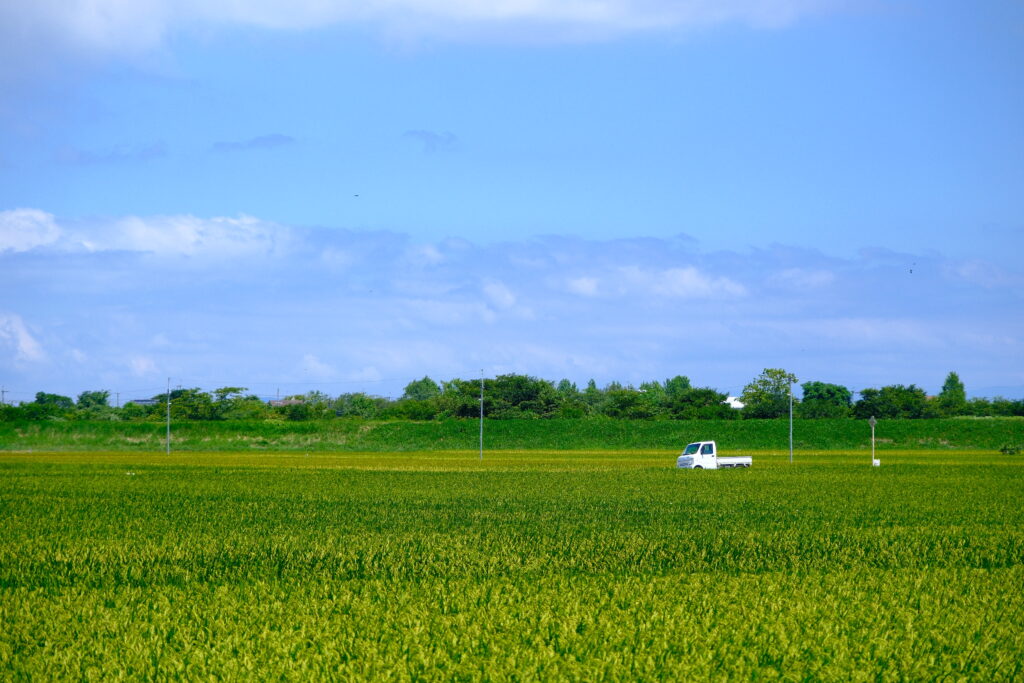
[{"left": 1, "top": 0, "right": 1023, "bottom": 404}]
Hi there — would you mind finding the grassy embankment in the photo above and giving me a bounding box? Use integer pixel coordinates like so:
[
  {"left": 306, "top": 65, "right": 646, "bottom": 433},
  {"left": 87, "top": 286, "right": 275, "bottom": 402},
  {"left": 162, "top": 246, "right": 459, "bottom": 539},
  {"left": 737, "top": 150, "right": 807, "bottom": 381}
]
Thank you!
[{"left": 1, "top": 417, "right": 1021, "bottom": 452}]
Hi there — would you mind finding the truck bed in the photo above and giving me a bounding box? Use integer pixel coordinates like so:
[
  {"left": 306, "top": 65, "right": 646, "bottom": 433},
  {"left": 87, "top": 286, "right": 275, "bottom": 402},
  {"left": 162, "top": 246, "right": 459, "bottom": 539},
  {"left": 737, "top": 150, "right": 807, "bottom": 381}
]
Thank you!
[{"left": 716, "top": 457, "right": 752, "bottom": 468}]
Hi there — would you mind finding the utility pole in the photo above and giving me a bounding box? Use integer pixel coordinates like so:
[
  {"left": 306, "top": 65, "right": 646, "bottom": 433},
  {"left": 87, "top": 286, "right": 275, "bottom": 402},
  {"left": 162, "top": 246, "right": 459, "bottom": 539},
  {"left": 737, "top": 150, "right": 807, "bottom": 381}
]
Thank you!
[
  {"left": 0, "top": 386, "right": 6, "bottom": 406},
  {"left": 115, "top": 391, "right": 120, "bottom": 409},
  {"left": 788, "top": 379, "right": 794, "bottom": 464},
  {"left": 166, "top": 378, "right": 171, "bottom": 456},
  {"left": 479, "top": 370, "right": 484, "bottom": 460}
]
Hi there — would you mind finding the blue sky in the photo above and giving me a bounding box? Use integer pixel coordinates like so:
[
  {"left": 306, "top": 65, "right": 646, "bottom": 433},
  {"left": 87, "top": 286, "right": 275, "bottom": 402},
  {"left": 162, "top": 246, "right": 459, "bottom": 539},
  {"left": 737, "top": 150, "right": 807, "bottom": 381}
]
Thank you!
[{"left": 1, "top": 0, "right": 1023, "bottom": 403}]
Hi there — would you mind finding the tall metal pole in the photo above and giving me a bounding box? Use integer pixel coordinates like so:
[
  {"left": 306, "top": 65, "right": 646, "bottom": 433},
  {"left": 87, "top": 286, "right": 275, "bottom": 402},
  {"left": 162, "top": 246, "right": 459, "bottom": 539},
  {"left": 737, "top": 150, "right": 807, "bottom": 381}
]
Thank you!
[
  {"left": 788, "top": 380, "right": 794, "bottom": 464},
  {"left": 479, "top": 370, "right": 484, "bottom": 460},
  {"left": 165, "top": 378, "right": 171, "bottom": 455},
  {"left": 870, "top": 416, "right": 876, "bottom": 464}
]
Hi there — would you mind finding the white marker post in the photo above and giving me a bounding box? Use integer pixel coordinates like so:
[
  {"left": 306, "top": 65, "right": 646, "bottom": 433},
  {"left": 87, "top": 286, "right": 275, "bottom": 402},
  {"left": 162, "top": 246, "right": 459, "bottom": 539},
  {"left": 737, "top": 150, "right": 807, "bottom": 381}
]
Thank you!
[
  {"left": 789, "top": 380, "right": 794, "bottom": 464},
  {"left": 166, "top": 378, "right": 171, "bottom": 456},
  {"left": 869, "top": 416, "right": 879, "bottom": 466}
]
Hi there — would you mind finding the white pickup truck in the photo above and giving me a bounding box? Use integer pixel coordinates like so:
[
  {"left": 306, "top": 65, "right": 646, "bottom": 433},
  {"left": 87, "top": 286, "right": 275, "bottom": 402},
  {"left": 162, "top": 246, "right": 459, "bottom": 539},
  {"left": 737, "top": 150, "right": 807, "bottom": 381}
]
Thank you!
[{"left": 676, "top": 440, "right": 752, "bottom": 469}]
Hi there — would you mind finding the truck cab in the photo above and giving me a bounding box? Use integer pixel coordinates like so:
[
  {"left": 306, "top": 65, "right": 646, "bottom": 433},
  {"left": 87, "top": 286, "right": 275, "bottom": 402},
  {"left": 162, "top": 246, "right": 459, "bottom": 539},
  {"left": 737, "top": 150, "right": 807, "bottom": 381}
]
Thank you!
[{"left": 676, "top": 441, "right": 752, "bottom": 469}]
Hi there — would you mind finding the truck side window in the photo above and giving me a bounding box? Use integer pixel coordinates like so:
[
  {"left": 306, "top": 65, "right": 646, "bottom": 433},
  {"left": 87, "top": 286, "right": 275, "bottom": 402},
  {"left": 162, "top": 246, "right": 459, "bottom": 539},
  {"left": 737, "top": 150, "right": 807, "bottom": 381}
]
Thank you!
[{"left": 701, "top": 444, "right": 714, "bottom": 455}]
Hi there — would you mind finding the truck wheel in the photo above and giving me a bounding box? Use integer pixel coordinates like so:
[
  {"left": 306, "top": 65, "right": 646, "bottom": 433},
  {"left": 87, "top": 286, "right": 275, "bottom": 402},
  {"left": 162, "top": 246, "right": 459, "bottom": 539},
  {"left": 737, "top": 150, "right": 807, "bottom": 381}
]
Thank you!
[{"left": 694, "top": 466, "right": 703, "bottom": 470}]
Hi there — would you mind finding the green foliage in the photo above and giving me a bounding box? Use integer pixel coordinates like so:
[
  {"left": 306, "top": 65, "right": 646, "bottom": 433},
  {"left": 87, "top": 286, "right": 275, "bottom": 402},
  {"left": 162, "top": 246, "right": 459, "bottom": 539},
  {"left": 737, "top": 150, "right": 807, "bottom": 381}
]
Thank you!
[
  {"left": 581, "top": 380, "right": 602, "bottom": 410},
  {"left": 854, "top": 385, "right": 937, "bottom": 420},
  {"left": 488, "top": 374, "right": 559, "bottom": 418},
  {"left": 555, "top": 379, "right": 578, "bottom": 397},
  {"left": 402, "top": 376, "right": 441, "bottom": 402},
  {"left": 334, "top": 393, "right": 387, "bottom": 419},
  {"left": 0, "top": 453, "right": 1022, "bottom": 679},
  {"left": 76, "top": 390, "right": 110, "bottom": 408},
  {"left": 212, "top": 386, "right": 247, "bottom": 403},
  {"left": 937, "top": 371, "right": 968, "bottom": 416},
  {"left": 165, "top": 387, "right": 216, "bottom": 420},
  {"left": 798, "top": 381, "right": 852, "bottom": 419},
  {"left": 665, "top": 387, "right": 737, "bottom": 420},
  {"left": 8, "top": 374, "right": 1024, "bottom": 426},
  {"left": 741, "top": 369, "right": 798, "bottom": 419},
  {"left": 599, "top": 388, "right": 660, "bottom": 419},
  {"left": 384, "top": 399, "right": 437, "bottom": 421},
  {"left": 663, "top": 375, "right": 692, "bottom": 399},
  {"left": 34, "top": 392, "right": 73, "bottom": 409}
]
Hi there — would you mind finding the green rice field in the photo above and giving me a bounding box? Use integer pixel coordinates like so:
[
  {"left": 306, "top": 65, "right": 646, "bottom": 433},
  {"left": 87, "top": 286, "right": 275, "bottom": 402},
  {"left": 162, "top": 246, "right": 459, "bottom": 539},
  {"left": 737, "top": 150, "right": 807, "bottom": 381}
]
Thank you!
[{"left": 2, "top": 449, "right": 1022, "bottom": 679}]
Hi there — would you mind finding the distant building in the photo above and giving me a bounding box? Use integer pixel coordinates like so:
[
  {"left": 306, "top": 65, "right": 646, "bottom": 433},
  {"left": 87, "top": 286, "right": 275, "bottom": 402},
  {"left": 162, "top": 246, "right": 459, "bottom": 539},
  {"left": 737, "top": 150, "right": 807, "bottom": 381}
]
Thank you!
[
  {"left": 127, "top": 399, "right": 160, "bottom": 406},
  {"left": 268, "top": 399, "right": 305, "bottom": 407},
  {"left": 725, "top": 396, "right": 745, "bottom": 410}
]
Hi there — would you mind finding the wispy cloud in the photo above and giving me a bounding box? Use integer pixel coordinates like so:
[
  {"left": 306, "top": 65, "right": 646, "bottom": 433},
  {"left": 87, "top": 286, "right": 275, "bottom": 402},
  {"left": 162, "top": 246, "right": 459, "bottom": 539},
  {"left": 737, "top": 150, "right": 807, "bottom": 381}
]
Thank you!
[
  {"left": 0, "top": 313, "right": 45, "bottom": 363},
  {"left": 13, "top": 211, "right": 292, "bottom": 258},
  {"left": 0, "top": 208, "right": 62, "bottom": 252},
  {"left": 0, "top": 0, "right": 850, "bottom": 74},
  {"left": 403, "top": 130, "right": 458, "bottom": 153},
  {"left": 211, "top": 134, "right": 296, "bottom": 153}
]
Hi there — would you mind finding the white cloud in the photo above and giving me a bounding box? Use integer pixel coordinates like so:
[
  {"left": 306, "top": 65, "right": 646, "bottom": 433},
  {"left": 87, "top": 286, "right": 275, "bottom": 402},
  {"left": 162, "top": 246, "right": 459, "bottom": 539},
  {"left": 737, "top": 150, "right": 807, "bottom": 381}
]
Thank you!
[
  {"left": 618, "top": 265, "right": 747, "bottom": 299},
  {"left": 0, "top": 209, "right": 62, "bottom": 252},
  {"left": 95, "top": 214, "right": 287, "bottom": 257},
  {"left": 0, "top": 313, "right": 45, "bottom": 362},
  {"left": 483, "top": 280, "right": 517, "bottom": 309},
  {"left": 1, "top": 0, "right": 847, "bottom": 66},
  {"left": 757, "top": 317, "right": 945, "bottom": 350},
  {"left": 130, "top": 356, "right": 157, "bottom": 376},
  {"left": 771, "top": 267, "right": 836, "bottom": 289},
  {"left": 351, "top": 366, "right": 382, "bottom": 382},
  {"left": 0, "top": 210, "right": 290, "bottom": 258},
  {"left": 4, "top": 210, "right": 1022, "bottom": 399},
  {"left": 947, "top": 260, "right": 1019, "bottom": 289},
  {"left": 404, "top": 243, "right": 445, "bottom": 267},
  {"left": 567, "top": 276, "right": 599, "bottom": 296},
  {"left": 301, "top": 353, "right": 334, "bottom": 378}
]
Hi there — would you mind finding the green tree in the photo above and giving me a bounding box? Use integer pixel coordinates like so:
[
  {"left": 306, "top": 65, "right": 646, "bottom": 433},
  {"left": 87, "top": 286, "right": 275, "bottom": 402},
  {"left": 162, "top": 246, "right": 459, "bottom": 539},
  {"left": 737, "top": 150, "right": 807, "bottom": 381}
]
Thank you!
[
  {"left": 213, "top": 387, "right": 248, "bottom": 403},
  {"left": 435, "top": 379, "right": 483, "bottom": 418},
  {"left": 581, "top": 380, "right": 603, "bottom": 408},
  {"left": 936, "top": 372, "right": 967, "bottom": 416},
  {"left": 76, "top": 390, "right": 110, "bottom": 408},
  {"left": 663, "top": 375, "right": 692, "bottom": 400},
  {"left": 600, "top": 388, "right": 657, "bottom": 419},
  {"left": 335, "top": 393, "right": 386, "bottom": 418},
  {"left": 555, "top": 379, "right": 578, "bottom": 397},
  {"left": 402, "top": 376, "right": 441, "bottom": 402},
  {"left": 798, "top": 382, "right": 852, "bottom": 419},
  {"left": 665, "top": 387, "right": 736, "bottom": 420},
  {"left": 384, "top": 399, "right": 438, "bottom": 420},
  {"left": 161, "top": 388, "right": 215, "bottom": 420},
  {"left": 989, "top": 397, "right": 1024, "bottom": 417},
  {"left": 34, "top": 392, "right": 74, "bottom": 410},
  {"left": 740, "top": 369, "right": 798, "bottom": 419},
  {"left": 488, "top": 374, "right": 559, "bottom": 418},
  {"left": 853, "top": 385, "right": 936, "bottom": 419}
]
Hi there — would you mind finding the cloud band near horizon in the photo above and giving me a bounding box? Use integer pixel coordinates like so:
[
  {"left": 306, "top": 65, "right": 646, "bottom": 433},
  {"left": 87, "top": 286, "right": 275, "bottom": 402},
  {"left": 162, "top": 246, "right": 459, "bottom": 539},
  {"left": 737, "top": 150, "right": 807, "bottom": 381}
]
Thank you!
[{"left": 2, "top": 208, "right": 1021, "bottom": 401}]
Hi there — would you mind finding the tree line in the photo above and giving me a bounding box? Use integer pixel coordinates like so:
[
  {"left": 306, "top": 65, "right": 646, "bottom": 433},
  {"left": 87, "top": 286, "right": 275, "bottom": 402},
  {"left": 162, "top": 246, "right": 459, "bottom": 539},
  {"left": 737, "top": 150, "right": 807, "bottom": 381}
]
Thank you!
[{"left": 2, "top": 370, "right": 1022, "bottom": 422}]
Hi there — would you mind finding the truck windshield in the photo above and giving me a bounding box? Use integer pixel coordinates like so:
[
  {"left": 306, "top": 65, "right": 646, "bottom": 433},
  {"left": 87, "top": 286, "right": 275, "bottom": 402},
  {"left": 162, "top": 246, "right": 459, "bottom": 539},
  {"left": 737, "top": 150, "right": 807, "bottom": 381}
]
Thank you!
[{"left": 683, "top": 443, "right": 700, "bottom": 455}]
